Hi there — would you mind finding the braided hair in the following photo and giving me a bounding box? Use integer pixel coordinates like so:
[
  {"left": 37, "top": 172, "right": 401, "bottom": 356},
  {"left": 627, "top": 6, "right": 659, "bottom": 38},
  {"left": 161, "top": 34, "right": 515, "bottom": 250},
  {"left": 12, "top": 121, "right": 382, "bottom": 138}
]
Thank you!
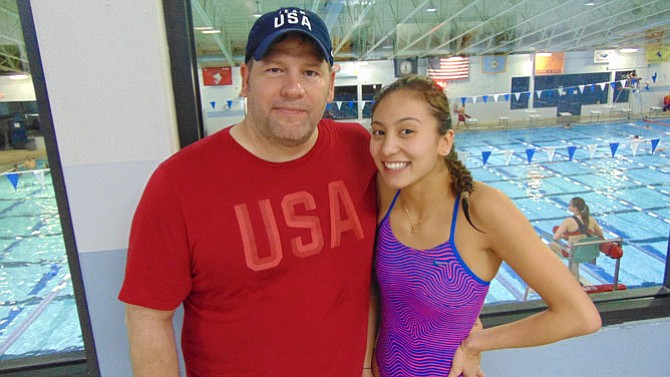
[{"left": 371, "top": 74, "right": 482, "bottom": 231}]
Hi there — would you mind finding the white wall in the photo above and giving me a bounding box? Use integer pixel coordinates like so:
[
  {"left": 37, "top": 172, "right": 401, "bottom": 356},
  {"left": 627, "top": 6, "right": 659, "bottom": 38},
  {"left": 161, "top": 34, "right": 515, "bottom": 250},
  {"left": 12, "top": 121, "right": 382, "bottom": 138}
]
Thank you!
[{"left": 22, "top": 1, "right": 670, "bottom": 376}]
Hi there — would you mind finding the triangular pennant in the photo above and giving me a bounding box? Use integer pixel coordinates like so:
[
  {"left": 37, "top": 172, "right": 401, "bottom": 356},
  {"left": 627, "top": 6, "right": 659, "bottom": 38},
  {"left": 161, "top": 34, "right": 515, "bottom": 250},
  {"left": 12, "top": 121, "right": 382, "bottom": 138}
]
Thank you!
[
  {"left": 536, "top": 90, "right": 542, "bottom": 99},
  {"left": 546, "top": 146, "right": 556, "bottom": 162},
  {"left": 472, "top": 96, "right": 477, "bottom": 104},
  {"left": 567, "top": 145, "right": 577, "bottom": 161},
  {"left": 609, "top": 142, "right": 619, "bottom": 157},
  {"left": 504, "top": 150, "right": 514, "bottom": 165},
  {"left": 6, "top": 172, "right": 19, "bottom": 190},
  {"left": 620, "top": 79, "right": 627, "bottom": 87},
  {"left": 610, "top": 82, "right": 616, "bottom": 89},
  {"left": 504, "top": 93, "right": 510, "bottom": 102},
  {"left": 630, "top": 140, "right": 641, "bottom": 156},
  {"left": 588, "top": 144, "right": 598, "bottom": 158},
  {"left": 651, "top": 138, "right": 660, "bottom": 154},
  {"left": 578, "top": 85, "right": 585, "bottom": 93},
  {"left": 461, "top": 97, "right": 467, "bottom": 106},
  {"left": 598, "top": 82, "right": 607, "bottom": 91},
  {"left": 210, "top": 101, "right": 216, "bottom": 110},
  {"left": 348, "top": 101, "right": 355, "bottom": 108},
  {"left": 482, "top": 151, "right": 492, "bottom": 165},
  {"left": 514, "top": 92, "right": 521, "bottom": 101},
  {"left": 547, "top": 90, "right": 554, "bottom": 98},
  {"left": 482, "top": 95, "right": 488, "bottom": 103},
  {"left": 33, "top": 170, "right": 46, "bottom": 188},
  {"left": 525, "top": 148, "right": 535, "bottom": 164},
  {"left": 336, "top": 101, "right": 342, "bottom": 110},
  {"left": 227, "top": 100, "right": 233, "bottom": 109},
  {"left": 493, "top": 94, "right": 500, "bottom": 102},
  {"left": 590, "top": 84, "right": 595, "bottom": 93}
]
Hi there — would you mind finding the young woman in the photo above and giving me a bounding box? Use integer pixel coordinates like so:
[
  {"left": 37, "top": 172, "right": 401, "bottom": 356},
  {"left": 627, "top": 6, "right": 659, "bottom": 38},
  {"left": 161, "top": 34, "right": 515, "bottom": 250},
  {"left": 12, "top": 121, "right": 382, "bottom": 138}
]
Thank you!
[
  {"left": 369, "top": 75, "right": 601, "bottom": 377},
  {"left": 553, "top": 197, "right": 604, "bottom": 243}
]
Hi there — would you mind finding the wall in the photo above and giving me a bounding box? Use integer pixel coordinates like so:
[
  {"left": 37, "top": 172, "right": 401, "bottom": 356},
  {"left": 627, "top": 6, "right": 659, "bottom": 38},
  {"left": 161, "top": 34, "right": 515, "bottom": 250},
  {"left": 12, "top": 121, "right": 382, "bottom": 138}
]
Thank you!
[{"left": 23, "top": 1, "right": 670, "bottom": 376}]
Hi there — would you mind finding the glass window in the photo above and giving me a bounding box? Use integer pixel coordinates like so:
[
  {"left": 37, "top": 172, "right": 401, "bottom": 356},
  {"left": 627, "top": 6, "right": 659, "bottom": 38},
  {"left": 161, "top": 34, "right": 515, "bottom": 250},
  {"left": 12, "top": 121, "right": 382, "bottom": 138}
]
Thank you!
[
  {"left": 2, "top": 1, "right": 93, "bottom": 373},
  {"left": 176, "top": 0, "right": 670, "bottom": 331}
]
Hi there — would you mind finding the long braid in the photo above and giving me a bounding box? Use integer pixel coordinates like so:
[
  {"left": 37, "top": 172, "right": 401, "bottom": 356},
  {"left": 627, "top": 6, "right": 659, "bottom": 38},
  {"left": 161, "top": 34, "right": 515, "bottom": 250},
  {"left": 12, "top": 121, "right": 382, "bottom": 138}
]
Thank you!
[
  {"left": 372, "top": 74, "right": 483, "bottom": 232},
  {"left": 445, "top": 149, "right": 483, "bottom": 232}
]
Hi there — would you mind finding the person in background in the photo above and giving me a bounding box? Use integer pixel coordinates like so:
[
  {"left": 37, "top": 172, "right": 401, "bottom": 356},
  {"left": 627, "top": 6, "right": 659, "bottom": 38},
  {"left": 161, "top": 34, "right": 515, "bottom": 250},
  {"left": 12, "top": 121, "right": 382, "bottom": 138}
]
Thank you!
[
  {"left": 119, "top": 7, "right": 378, "bottom": 376},
  {"left": 368, "top": 75, "right": 601, "bottom": 377},
  {"left": 663, "top": 91, "right": 670, "bottom": 112},
  {"left": 454, "top": 103, "right": 470, "bottom": 130},
  {"left": 552, "top": 197, "right": 604, "bottom": 244}
]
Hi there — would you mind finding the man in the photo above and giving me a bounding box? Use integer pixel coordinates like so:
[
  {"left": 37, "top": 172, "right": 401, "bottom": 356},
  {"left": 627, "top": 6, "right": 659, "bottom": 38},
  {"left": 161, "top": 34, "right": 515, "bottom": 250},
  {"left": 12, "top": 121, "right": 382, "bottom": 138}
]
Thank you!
[
  {"left": 119, "top": 7, "right": 377, "bottom": 376},
  {"left": 663, "top": 91, "right": 670, "bottom": 112}
]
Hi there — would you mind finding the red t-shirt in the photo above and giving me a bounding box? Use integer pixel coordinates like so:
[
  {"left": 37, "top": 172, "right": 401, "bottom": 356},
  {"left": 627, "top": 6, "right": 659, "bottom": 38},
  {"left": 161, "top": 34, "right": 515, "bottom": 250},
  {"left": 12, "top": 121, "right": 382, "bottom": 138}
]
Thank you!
[{"left": 119, "top": 119, "right": 377, "bottom": 376}]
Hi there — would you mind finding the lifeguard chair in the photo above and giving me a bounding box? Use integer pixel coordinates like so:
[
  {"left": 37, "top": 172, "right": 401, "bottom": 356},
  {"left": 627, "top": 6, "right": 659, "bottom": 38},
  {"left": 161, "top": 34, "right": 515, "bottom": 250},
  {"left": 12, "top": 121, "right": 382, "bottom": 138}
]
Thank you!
[{"left": 524, "top": 236, "right": 626, "bottom": 301}]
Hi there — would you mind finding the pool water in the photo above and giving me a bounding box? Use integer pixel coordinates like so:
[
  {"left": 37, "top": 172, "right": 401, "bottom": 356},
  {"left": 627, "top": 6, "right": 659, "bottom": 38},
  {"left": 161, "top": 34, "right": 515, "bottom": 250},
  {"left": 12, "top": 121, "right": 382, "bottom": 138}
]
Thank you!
[
  {"left": 0, "top": 167, "right": 84, "bottom": 361},
  {"left": 456, "top": 120, "right": 670, "bottom": 304}
]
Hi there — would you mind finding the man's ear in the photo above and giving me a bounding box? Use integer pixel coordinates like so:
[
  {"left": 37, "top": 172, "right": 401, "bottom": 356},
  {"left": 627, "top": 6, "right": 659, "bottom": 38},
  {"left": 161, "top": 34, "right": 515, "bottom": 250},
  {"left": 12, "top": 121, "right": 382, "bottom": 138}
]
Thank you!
[
  {"left": 327, "top": 68, "right": 336, "bottom": 103},
  {"left": 240, "top": 63, "right": 250, "bottom": 97}
]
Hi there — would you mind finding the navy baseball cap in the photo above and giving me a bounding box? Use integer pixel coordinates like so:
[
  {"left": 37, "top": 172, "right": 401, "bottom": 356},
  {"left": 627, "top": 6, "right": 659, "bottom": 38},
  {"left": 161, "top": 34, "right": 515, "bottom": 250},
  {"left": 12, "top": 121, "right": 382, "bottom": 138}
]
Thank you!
[{"left": 245, "top": 7, "right": 334, "bottom": 66}]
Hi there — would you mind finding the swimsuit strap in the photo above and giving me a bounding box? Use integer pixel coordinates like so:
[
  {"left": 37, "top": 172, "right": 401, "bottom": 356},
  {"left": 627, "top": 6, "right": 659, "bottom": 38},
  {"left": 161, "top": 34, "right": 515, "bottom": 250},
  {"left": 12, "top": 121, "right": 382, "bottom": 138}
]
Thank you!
[{"left": 449, "top": 193, "right": 461, "bottom": 243}]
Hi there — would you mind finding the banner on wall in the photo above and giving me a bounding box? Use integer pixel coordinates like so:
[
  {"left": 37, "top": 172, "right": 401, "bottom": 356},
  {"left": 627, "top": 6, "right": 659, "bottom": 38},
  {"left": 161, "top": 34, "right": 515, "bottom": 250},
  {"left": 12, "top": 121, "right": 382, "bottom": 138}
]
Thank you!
[
  {"left": 646, "top": 43, "right": 670, "bottom": 63},
  {"left": 481, "top": 55, "right": 507, "bottom": 74},
  {"left": 202, "top": 67, "right": 233, "bottom": 86},
  {"left": 594, "top": 49, "right": 615, "bottom": 63},
  {"left": 535, "top": 52, "right": 564, "bottom": 75}
]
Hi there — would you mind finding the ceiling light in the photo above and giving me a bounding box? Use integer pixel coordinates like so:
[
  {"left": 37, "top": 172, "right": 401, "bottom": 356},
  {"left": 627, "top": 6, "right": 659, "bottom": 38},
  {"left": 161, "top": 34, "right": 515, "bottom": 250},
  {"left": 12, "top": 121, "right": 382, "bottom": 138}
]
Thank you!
[
  {"left": 8, "top": 74, "right": 29, "bottom": 80},
  {"left": 537, "top": 52, "right": 552, "bottom": 57},
  {"left": 202, "top": 29, "right": 221, "bottom": 34},
  {"left": 253, "top": 1, "right": 262, "bottom": 17},
  {"left": 193, "top": 26, "right": 213, "bottom": 31},
  {"left": 619, "top": 47, "right": 638, "bottom": 53}
]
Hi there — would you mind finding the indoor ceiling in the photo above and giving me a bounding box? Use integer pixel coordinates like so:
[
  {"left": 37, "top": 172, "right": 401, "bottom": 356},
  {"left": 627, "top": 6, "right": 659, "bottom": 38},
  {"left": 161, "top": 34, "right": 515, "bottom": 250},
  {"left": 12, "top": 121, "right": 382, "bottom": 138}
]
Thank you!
[
  {"left": 1, "top": 0, "right": 670, "bottom": 73},
  {"left": 192, "top": 0, "right": 670, "bottom": 66}
]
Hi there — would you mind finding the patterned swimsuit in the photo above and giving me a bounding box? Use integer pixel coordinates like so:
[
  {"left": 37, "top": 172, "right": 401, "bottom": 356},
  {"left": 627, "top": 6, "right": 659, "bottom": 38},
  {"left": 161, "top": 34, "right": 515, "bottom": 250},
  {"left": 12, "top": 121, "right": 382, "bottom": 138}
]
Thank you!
[{"left": 375, "top": 191, "right": 490, "bottom": 376}]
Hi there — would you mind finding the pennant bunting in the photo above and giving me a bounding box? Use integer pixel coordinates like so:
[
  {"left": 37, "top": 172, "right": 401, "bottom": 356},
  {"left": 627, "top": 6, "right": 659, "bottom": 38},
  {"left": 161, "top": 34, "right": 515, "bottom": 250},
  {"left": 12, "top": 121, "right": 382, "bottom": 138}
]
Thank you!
[
  {"left": 227, "top": 100, "right": 233, "bottom": 109},
  {"left": 493, "top": 94, "right": 500, "bottom": 102},
  {"left": 504, "top": 150, "right": 514, "bottom": 165},
  {"left": 33, "top": 170, "right": 46, "bottom": 188},
  {"left": 461, "top": 97, "right": 467, "bottom": 106},
  {"left": 482, "top": 95, "right": 488, "bottom": 103},
  {"left": 525, "top": 148, "right": 535, "bottom": 164},
  {"left": 210, "top": 101, "right": 216, "bottom": 109},
  {"left": 651, "top": 138, "right": 660, "bottom": 154},
  {"left": 6, "top": 173, "right": 19, "bottom": 190},
  {"left": 504, "top": 93, "right": 510, "bottom": 102},
  {"left": 588, "top": 144, "right": 598, "bottom": 158},
  {"left": 567, "top": 145, "right": 577, "bottom": 161},
  {"left": 630, "top": 140, "right": 641, "bottom": 156},
  {"left": 609, "top": 142, "right": 619, "bottom": 157},
  {"left": 472, "top": 96, "right": 477, "bottom": 104},
  {"left": 482, "top": 151, "right": 492, "bottom": 165},
  {"left": 546, "top": 147, "right": 556, "bottom": 162}
]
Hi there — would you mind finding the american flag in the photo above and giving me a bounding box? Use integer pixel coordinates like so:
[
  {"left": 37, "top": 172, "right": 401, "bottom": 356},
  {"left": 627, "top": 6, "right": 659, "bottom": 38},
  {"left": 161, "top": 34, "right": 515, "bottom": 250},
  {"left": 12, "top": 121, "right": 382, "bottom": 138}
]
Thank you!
[{"left": 427, "top": 56, "right": 470, "bottom": 81}]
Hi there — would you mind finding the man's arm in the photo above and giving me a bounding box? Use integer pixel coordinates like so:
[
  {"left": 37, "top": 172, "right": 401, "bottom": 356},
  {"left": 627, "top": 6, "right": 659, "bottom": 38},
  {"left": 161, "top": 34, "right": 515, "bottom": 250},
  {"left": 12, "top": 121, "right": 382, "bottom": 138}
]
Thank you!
[{"left": 125, "top": 304, "right": 179, "bottom": 377}]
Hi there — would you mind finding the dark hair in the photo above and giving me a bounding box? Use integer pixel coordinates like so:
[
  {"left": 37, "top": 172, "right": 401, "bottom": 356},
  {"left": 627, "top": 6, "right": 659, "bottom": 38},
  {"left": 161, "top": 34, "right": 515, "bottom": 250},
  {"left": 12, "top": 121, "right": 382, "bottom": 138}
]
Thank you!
[
  {"left": 570, "top": 197, "right": 590, "bottom": 225},
  {"left": 371, "top": 74, "right": 481, "bottom": 231}
]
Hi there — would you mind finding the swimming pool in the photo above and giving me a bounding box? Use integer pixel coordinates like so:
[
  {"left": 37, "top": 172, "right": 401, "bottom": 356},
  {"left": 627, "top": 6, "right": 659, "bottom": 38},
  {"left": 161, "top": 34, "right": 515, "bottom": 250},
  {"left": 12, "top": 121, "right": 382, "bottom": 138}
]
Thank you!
[
  {"left": 455, "top": 120, "right": 670, "bottom": 304},
  {"left": 0, "top": 166, "right": 84, "bottom": 362}
]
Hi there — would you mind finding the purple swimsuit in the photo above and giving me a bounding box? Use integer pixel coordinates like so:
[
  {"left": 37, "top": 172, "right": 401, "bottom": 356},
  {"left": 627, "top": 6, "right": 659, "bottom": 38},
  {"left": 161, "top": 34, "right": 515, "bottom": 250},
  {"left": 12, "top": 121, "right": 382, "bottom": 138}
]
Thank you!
[{"left": 375, "top": 191, "right": 490, "bottom": 376}]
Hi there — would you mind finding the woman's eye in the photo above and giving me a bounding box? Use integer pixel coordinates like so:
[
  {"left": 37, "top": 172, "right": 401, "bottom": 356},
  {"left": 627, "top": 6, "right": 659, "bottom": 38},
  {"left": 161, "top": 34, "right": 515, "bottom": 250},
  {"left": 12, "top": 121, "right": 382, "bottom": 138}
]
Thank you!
[
  {"left": 400, "top": 129, "right": 414, "bottom": 136},
  {"left": 371, "top": 130, "right": 385, "bottom": 136}
]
